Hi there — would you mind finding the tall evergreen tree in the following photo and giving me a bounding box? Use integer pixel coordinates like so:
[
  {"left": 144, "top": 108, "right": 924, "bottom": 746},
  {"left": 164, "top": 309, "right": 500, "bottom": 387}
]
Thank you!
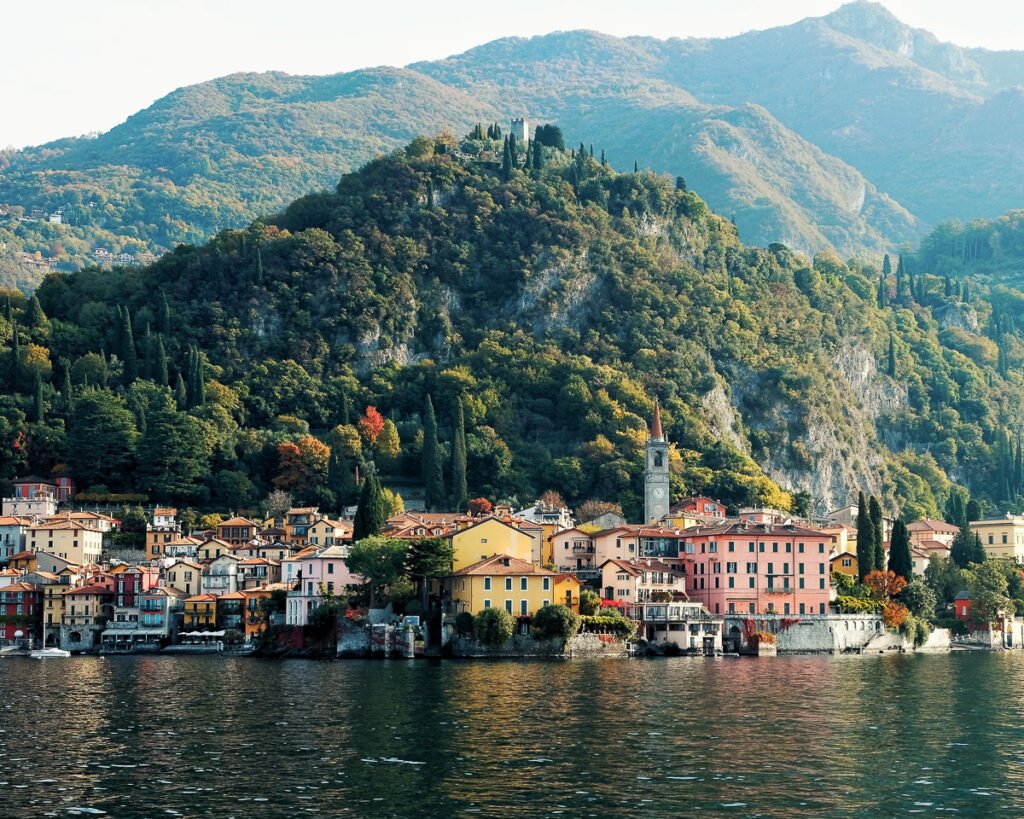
[
  {"left": 951, "top": 517, "right": 986, "bottom": 568},
  {"left": 532, "top": 140, "right": 543, "bottom": 171},
  {"left": 887, "top": 334, "right": 896, "bottom": 377},
  {"left": 174, "top": 372, "right": 187, "bottom": 408},
  {"left": 868, "top": 495, "right": 885, "bottom": 571},
  {"left": 508, "top": 132, "right": 517, "bottom": 168},
  {"left": 155, "top": 334, "right": 169, "bottom": 386},
  {"left": 143, "top": 324, "right": 154, "bottom": 381},
  {"left": 25, "top": 295, "right": 47, "bottom": 329},
  {"left": 876, "top": 272, "right": 888, "bottom": 308},
  {"left": 61, "top": 368, "right": 74, "bottom": 415},
  {"left": 888, "top": 519, "right": 913, "bottom": 582},
  {"left": 32, "top": 373, "right": 44, "bottom": 423},
  {"left": 136, "top": 395, "right": 209, "bottom": 500},
  {"left": 158, "top": 289, "right": 171, "bottom": 338},
  {"left": 422, "top": 394, "right": 445, "bottom": 510},
  {"left": 9, "top": 323, "right": 20, "bottom": 390},
  {"left": 353, "top": 468, "right": 389, "bottom": 541},
  {"left": 450, "top": 396, "right": 468, "bottom": 512},
  {"left": 118, "top": 305, "right": 137, "bottom": 382},
  {"left": 856, "top": 491, "right": 874, "bottom": 582},
  {"left": 501, "top": 137, "right": 512, "bottom": 181}
]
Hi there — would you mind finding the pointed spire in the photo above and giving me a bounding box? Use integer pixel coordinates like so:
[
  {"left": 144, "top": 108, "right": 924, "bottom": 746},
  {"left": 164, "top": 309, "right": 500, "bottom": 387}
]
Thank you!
[{"left": 650, "top": 400, "right": 664, "bottom": 441}]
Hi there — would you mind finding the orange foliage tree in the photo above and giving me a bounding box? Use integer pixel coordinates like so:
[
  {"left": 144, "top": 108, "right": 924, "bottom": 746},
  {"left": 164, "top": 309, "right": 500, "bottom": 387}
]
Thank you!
[
  {"left": 274, "top": 435, "right": 330, "bottom": 494},
  {"left": 358, "top": 406, "right": 386, "bottom": 446},
  {"left": 468, "top": 497, "right": 492, "bottom": 516},
  {"left": 864, "top": 570, "right": 907, "bottom": 601}
]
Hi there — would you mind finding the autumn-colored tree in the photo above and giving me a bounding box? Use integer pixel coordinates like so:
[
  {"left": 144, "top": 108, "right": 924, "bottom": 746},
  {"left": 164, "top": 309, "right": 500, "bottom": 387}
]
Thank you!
[
  {"left": 882, "top": 600, "right": 909, "bottom": 629},
  {"left": 468, "top": 497, "right": 493, "bottom": 516},
  {"left": 273, "top": 435, "right": 330, "bottom": 495},
  {"left": 376, "top": 418, "right": 401, "bottom": 469},
  {"left": 864, "top": 569, "right": 908, "bottom": 601},
  {"left": 358, "top": 405, "right": 386, "bottom": 446}
]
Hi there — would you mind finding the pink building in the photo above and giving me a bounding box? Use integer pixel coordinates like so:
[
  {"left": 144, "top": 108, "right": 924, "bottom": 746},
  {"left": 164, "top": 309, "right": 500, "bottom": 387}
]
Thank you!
[
  {"left": 681, "top": 522, "right": 834, "bottom": 616},
  {"left": 285, "top": 544, "right": 363, "bottom": 625},
  {"left": 598, "top": 558, "right": 688, "bottom": 618}
]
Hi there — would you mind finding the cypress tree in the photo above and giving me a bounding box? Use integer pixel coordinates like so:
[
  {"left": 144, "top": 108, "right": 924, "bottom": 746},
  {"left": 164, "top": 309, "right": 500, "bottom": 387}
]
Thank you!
[
  {"left": 155, "top": 334, "right": 169, "bottom": 386},
  {"left": 450, "top": 395, "right": 468, "bottom": 512},
  {"left": 882, "top": 254, "right": 892, "bottom": 278},
  {"left": 856, "top": 491, "right": 873, "bottom": 582},
  {"left": 353, "top": 468, "right": 389, "bottom": 541},
  {"left": 143, "top": 324, "right": 154, "bottom": 381},
  {"left": 887, "top": 334, "right": 896, "bottom": 377},
  {"left": 339, "top": 383, "right": 350, "bottom": 426},
  {"left": 869, "top": 496, "right": 885, "bottom": 571},
  {"left": 951, "top": 517, "right": 986, "bottom": 568},
  {"left": 118, "top": 305, "right": 137, "bottom": 382},
  {"left": 634, "top": 160, "right": 639, "bottom": 173},
  {"left": 32, "top": 372, "right": 44, "bottom": 422},
  {"left": 501, "top": 137, "right": 512, "bottom": 181},
  {"left": 1015, "top": 437, "right": 1023, "bottom": 494},
  {"left": 25, "top": 295, "right": 47, "bottom": 329},
  {"left": 600, "top": 148, "right": 607, "bottom": 166},
  {"left": 888, "top": 519, "right": 912, "bottom": 582},
  {"left": 187, "top": 345, "right": 206, "bottom": 408},
  {"left": 10, "top": 323, "right": 20, "bottom": 390},
  {"left": 962, "top": 278, "right": 971, "bottom": 302},
  {"left": 944, "top": 275, "right": 953, "bottom": 297},
  {"left": 422, "top": 394, "right": 445, "bottom": 510},
  {"left": 532, "top": 140, "right": 542, "bottom": 171},
  {"left": 62, "top": 368, "right": 74, "bottom": 415},
  {"left": 174, "top": 372, "right": 188, "bottom": 408},
  {"left": 877, "top": 273, "right": 888, "bottom": 308},
  {"left": 508, "top": 132, "right": 517, "bottom": 167},
  {"left": 159, "top": 289, "right": 171, "bottom": 337}
]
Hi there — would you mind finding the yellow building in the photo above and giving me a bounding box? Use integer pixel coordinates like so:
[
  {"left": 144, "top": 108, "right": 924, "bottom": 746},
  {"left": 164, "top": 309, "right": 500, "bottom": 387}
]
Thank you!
[
  {"left": 27, "top": 520, "right": 103, "bottom": 565},
  {"left": 307, "top": 518, "right": 351, "bottom": 548},
  {"left": 450, "top": 517, "right": 535, "bottom": 571},
  {"left": 183, "top": 594, "right": 218, "bottom": 629},
  {"left": 198, "top": 538, "right": 232, "bottom": 563},
  {"left": 553, "top": 573, "right": 582, "bottom": 613},
  {"left": 166, "top": 560, "right": 203, "bottom": 597},
  {"left": 830, "top": 550, "right": 858, "bottom": 578},
  {"left": 43, "top": 583, "right": 68, "bottom": 631},
  {"left": 970, "top": 516, "right": 1024, "bottom": 563},
  {"left": 447, "top": 554, "right": 558, "bottom": 617}
]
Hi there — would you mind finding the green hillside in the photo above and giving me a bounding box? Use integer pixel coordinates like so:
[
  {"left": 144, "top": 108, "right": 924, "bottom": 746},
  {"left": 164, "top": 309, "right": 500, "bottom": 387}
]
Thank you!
[{"left": 3, "top": 134, "right": 1024, "bottom": 522}]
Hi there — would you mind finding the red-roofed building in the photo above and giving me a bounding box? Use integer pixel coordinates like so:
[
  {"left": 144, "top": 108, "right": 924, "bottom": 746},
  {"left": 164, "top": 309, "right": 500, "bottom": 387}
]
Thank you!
[{"left": 0, "top": 582, "right": 42, "bottom": 642}]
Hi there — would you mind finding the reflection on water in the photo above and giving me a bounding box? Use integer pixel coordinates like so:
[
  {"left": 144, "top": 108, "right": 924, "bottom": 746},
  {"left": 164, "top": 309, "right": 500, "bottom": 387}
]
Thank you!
[{"left": 2, "top": 653, "right": 1024, "bottom": 816}]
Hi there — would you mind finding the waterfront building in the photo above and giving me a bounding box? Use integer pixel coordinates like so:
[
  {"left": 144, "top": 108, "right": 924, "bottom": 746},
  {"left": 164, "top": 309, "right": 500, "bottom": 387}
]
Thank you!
[
  {"left": 165, "top": 560, "right": 203, "bottom": 597},
  {"left": 553, "top": 573, "right": 582, "bottom": 612},
  {"left": 450, "top": 516, "right": 534, "bottom": 571},
  {"left": 201, "top": 554, "right": 241, "bottom": 595},
  {"left": 445, "top": 554, "right": 558, "bottom": 617},
  {"left": 0, "top": 582, "right": 42, "bottom": 642},
  {"left": 238, "top": 557, "right": 280, "bottom": 588},
  {"left": 285, "top": 543, "right": 361, "bottom": 626},
  {"left": 598, "top": 558, "right": 688, "bottom": 618},
  {"left": 552, "top": 527, "right": 597, "bottom": 573},
  {"left": 183, "top": 594, "right": 218, "bottom": 629},
  {"left": 681, "top": 522, "right": 834, "bottom": 616}
]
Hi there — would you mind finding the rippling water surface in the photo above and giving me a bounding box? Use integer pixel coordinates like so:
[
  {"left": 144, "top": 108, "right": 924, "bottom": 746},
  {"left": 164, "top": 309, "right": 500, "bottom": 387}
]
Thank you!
[{"left": 2, "top": 653, "right": 1024, "bottom": 817}]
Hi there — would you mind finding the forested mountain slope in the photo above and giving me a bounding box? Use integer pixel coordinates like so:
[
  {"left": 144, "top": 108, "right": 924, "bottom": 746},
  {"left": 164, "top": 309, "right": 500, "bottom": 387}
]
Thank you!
[{"left": 4, "top": 135, "right": 1024, "bottom": 521}]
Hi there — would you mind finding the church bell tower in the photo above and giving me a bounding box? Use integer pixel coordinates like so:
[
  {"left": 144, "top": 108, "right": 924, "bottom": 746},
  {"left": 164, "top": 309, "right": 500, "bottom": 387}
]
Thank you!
[{"left": 644, "top": 400, "right": 670, "bottom": 523}]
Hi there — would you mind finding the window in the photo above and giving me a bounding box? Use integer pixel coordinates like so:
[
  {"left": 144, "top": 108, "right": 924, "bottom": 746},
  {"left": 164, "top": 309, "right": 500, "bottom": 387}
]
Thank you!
[
  {"left": 520, "top": 577, "right": 528, "bottom": 592},
  {"left": 726, "top": 562, "right": 737, "bottom": 574},
  {"left": 1003, "top": 534, "right": 1008, "bottom": 544},
  {"left": 819, "top": 563, "right": 826, "bottom": 574},
  {"left": 820, "top": 603, "right": 826, "bottom": 614},
  {"left": 542, "top": 577, "right": 550, "bottom": 591},
  {"left": 772, "top": 542, "right": 778, "bottom": 553},
  {"left": 842, "top": 558, "right": 851, "bottom": 567},
  {"left": 819, "top": 578, "right": 825, "bottom": 590},
  {"left": 819, "top": 543, "right": 825, "bottom": 553},
  {"left": 505, "top": 577, "right": 513, "bottom": 591},
  {"left": 784, "top": 604, "right": 791, "bottom": 615},
  {"left": 327, "top": 564, "right": 334, "bottom": 575},
  {"left": 798, "top": 563, "right": 804, "bottom": 575},
  {"left": 748, "top": 603, "right": 755, "bottom": 614},
  {"left": 728, "top": 577, "right": 734, "bottom": 589},
  {"left": 783, "top": 563, "right": 789, "bottom": 574},
  {"left": 520, "top": 599, "right": 528, "bottom": 615},
  {"left": 798, "top": 543, "right": 804, "bottom": 553},
  {"left": 746, "top": 562, "right": 757, "bottom": 573},
  {"left": 483, "top": 577, "right": 492, "bottom": 591},
  {"left": 748, "top": 577, "right": 755, "bottom": 589},
  {"left": 505, "top": 600, "right": 513, "bottom": 614},
  {"left": 989, "top": 535, "right": 993, "bottom": 544},
  {"left": 799, "top": 578, "right": 805, "bottom": 589},
  {"left": 799, "top": 603, "right": 806, "bottom": 614},
  {"left": 768, "top": 563, "right": 774, "bottom": 575},
  {"left": 728, "top": 541, "right": 735, "bottom": 552},
  {"left": 483, "top": 599, "right": 491, "bottom": 609},
  {"left": 759, "top": 543, "right": 765, "bottom": 553}
]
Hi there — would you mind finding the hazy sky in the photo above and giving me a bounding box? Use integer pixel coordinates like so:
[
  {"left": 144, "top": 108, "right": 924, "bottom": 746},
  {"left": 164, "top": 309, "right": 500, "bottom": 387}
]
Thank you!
[{"left": 3, "top": 0, "right": 1022, "bottom": 149}]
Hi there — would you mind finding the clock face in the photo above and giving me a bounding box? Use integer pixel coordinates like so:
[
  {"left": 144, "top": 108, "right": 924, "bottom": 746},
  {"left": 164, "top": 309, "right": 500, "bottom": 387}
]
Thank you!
[{"left": 653, "top": 487, "right": 665, "bottom": 499}]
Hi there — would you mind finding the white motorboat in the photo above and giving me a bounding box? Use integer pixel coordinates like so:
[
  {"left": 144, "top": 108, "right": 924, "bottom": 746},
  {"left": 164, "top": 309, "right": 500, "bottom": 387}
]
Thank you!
[{"left": 30, "top": 648, "right": 71, "bottom": 659}]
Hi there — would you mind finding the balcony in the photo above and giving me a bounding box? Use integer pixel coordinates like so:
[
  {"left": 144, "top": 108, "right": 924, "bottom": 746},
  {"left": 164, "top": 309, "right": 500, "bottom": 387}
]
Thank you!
[
  {"left": 766, "top": 585, "right": 793, "bottom": 594},
  {"left": 571, "top": 544, "right": 595, "bottom": 553}
]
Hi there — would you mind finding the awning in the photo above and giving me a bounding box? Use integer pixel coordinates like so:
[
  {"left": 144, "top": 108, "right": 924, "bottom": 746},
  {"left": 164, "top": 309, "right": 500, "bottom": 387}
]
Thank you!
[{"left": 101, "top": 628, "right": 167, "bottom": 637}]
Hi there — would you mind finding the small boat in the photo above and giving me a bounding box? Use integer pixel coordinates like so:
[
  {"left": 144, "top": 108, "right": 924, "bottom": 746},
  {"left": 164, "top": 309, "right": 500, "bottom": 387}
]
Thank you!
[{"left": 31, "top": 648, "right": 71, "bottom": 659}]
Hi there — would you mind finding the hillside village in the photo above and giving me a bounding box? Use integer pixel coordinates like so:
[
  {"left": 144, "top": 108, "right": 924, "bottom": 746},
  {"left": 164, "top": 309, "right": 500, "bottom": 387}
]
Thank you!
[{"left": 2, "top": 403, "right": 1022, "bottom": 659}]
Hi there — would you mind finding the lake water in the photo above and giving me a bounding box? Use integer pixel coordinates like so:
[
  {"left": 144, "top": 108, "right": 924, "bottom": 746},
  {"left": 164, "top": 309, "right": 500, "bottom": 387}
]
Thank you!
[{"left": 1, "top": 652, "right": 1023, "bottom": 817}]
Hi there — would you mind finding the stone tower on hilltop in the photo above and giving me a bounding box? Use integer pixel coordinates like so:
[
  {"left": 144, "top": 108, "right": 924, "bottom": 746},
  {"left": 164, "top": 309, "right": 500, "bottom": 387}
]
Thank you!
[
  {"left": 644, "top": 401, "right": 670, "bottom": 524},
  {"left": 510, "top": 117, "right": 529, "bottom": 142}
]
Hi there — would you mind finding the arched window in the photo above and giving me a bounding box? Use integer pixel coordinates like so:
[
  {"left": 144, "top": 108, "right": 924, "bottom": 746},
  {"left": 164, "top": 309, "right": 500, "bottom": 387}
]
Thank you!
[{"left": 653, "top": 452, "right": 664, "bottom": 468}]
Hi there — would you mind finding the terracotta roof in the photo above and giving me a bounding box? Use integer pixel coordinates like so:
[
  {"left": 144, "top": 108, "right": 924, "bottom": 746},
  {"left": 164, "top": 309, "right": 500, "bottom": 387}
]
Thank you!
[
  {"left": 907, "top": 519, "right": 959, "bottom": 534},
  {"left": 452, "top": 555, "right": 555, "bottom": 577},
  {"left": 286, "top": 507, "right": 319, "bottom": 516},
  {"left": 0, "top": 516, "right": 32, "bottom": 526},
  {"left": 680, "top": 522, "right": 832, "bottom": 538},
  {"left": 185, "top": 594, "right": 218, "bottom": 603},
  {"left": 238, "top": 557, "right": 272, "bottom": 566},
  {"left": 217, "top": 517, "right": 258, "bottom": 528},
  {"left": 0, "top": 568, "right": 22, "bottom": 577},
  {"left": 553, "top": 573, "right": 581, "bottom": 584},
  {"left": 9, "top": 550, "right": 35, "bottom": 561},
  {"left": 64, "top": 583, "right": 112, "bottom": 596},
  {"left": 2, "top": 582, "right": 39, "bottom": 592},
  {"left": 217, "top": 591, "right": 246, "bottom": 601},
  {"left": 917, "top": 539, "right": 952, "bottom": 551},
  {"left": 166, "top": 560, "right": 203, "bottom": 570},
  {"left": 153, "top": 508, "right": 177, "bottom": 516},
  {"left": 29, "top": 519, "right": 96, "bottom": 532}
]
